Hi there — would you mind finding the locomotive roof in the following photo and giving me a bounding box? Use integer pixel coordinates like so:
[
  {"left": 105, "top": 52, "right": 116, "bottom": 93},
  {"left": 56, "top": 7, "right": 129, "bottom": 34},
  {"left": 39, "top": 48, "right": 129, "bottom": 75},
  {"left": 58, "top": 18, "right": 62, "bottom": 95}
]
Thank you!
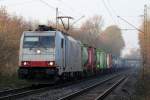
[{"left": 23, "top": 31, "right": 56, "bottom": 36}]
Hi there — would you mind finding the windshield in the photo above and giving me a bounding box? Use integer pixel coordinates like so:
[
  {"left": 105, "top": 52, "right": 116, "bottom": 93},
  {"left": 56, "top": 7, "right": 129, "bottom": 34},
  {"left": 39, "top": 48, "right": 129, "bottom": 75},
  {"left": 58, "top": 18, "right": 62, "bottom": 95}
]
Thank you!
[{"left": 23, "top": 36, "right": 55, "bottom": 48}]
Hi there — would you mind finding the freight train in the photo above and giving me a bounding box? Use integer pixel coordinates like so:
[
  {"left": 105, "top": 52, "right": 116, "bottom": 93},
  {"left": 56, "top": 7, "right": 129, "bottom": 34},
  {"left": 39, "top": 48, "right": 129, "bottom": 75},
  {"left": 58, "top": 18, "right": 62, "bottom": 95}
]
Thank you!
[{"left": 18, "top": 25, "right": 126, "bottom": 81}]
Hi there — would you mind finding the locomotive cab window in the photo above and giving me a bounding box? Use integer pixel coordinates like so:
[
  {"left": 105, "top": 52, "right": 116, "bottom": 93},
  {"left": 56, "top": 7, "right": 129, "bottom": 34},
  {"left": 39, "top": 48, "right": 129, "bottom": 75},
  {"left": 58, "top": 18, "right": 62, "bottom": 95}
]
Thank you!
[
  {"left": 23, "top": 36, "right": 55, "bottom": 48},
  {"left": 24, "top": 37, "right": 39, "bottom": 42},
  {"left": 61, "top": 39, "right": 64, "bottom": 48}
]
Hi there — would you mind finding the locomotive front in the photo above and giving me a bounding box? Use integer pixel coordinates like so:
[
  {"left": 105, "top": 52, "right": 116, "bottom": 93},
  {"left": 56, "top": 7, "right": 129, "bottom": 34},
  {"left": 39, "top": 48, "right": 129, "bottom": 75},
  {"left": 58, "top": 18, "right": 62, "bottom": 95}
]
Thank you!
[{"left": 18, "top": 31, "right": 57, "bottom": 79}]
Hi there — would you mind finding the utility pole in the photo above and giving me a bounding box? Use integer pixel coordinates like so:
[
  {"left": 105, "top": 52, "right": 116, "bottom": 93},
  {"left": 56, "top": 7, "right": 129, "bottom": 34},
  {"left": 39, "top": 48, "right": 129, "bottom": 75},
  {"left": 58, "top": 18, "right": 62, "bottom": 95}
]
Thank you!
[
  {"left": 56, "top": 8, "right": 59, "bottom": 30},
  {"left": 142, "top": 4, "right": 148, "bottom": 80},
  {"left": 117, "top": 13, "right": 146, "bottom": 80}
]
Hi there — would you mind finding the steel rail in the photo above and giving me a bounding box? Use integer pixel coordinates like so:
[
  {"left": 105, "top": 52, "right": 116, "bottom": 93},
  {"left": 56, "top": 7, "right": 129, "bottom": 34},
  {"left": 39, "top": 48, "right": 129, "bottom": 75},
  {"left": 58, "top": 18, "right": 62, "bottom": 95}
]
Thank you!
[
  {"left": 95, "top": 76, "right": 127, "bottom": 100},
  {"left": 0, "top": 85, "right": 50, "bottom": 100},
  {"left": 58, "top": 74, "right": 120, "bottom": 100}
]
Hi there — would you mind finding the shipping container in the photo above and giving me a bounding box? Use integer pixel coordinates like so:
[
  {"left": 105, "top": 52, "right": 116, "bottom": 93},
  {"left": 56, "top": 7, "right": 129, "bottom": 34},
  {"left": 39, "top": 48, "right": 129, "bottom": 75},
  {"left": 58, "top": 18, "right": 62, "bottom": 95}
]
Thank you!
[
  {"left": 96, "top": 49, "right": 101, "bottom": 69},
  {"left": 107, "top": 53, "right": 112, "bottom": 69},
  {"left": 100, "top": 51, "right": 107, "bottom": 69},
  {"left": 86, "top": 47, "right": 96, "bottom": 71},
  {"left": 81, "top": 44, "right": 88, "bottom": 70}
]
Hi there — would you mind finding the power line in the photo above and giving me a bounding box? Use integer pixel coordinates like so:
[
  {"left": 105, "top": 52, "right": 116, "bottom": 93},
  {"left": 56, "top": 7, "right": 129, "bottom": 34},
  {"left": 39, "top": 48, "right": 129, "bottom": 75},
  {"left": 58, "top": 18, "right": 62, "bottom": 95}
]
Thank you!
[
  {"left": 45, "top": 0, "right": 85, "bottom": 28},
  {"left": 71, "top": 15, "right": 85, "bottom": 27},
  {"left": 101, "top": 0, "right": 117, "bottom": 24},
  {"left": 56, "top": 0, "right": 75, "bottom": 12},
  {"left": 38, "top": 0, "right": 66, "bottom": 15},
  {"left": 56, "top": 0, "right": 83, "bottom": 18},
  {"left": 0, "top": 0, "right": 35, "bottom": 7},
  {"left": 117, "top": 16, "right": 144, "bottom": 33},
  {"left": 104, "top": 0, "right": 144, "bottom": 32},
  {"left": 106, "top": 0, "right": 121, "bottom": 26},
  {"left": 106, "top": 0, "right": 118, "bottom": 16},
  {"left": 39, "top": 0, "right": 75, "bottom": 17},
  {"left": 38, "top": 0, "right": 56, "bottom": 10}
]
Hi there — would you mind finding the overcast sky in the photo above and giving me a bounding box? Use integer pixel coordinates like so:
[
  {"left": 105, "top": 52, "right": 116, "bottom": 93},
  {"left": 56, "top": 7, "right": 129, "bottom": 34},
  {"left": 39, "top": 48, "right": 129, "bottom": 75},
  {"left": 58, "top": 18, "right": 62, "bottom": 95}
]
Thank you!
[{"left": 0, "top": 0, "right": 150, "bottom": 55}]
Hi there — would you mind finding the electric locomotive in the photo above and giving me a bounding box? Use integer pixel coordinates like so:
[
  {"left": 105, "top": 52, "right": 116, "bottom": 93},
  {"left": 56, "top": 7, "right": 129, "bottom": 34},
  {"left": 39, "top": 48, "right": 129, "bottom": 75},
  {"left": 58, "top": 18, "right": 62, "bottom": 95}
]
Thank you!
[{"left": 18, "top": 25, "right": 82, "bottom": 80}]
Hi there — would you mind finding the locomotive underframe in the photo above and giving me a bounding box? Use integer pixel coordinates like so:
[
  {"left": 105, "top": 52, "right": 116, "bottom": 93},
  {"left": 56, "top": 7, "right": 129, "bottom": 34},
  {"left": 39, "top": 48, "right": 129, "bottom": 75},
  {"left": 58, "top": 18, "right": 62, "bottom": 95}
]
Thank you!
[{"left": 18, "top": 67, "right": 58, "bottom": 80}]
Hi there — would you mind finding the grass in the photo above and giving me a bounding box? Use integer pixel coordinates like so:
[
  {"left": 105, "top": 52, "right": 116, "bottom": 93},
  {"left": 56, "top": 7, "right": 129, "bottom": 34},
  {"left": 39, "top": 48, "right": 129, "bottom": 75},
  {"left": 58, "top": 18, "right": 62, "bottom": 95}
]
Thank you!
[
  {"left": 0, "top": 73, "right": 31, "bottom": 90},
  {"left": 134, "top": 65, "right": 150, "bottom": 100}
]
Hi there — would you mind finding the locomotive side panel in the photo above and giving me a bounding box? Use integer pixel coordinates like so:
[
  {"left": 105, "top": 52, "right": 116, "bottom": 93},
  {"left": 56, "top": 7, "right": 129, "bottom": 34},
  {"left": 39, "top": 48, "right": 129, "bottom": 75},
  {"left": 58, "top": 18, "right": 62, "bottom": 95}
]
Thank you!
[
  {"left": 65, "top": 36, "right": 82, "bottom": 72},
  {"left": 19, "top": 33, "right": 24, "bottom": 67},
  {"left": 55, "top": 32, "right": 65, "bottom": 75}
]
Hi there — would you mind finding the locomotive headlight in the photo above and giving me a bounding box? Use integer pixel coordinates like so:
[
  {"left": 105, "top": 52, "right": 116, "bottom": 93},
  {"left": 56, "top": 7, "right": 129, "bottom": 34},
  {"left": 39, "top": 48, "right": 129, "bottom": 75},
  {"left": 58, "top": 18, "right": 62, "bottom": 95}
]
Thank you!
[
  {"left": 21, "top": 61, "right": 30, "bottom": 66},
  {"left": 23, "top": 62, "right": 27, "bottom": 65},
  {"left": 49, "top": 61, "right": 54, "bottom": 66},
  {"left": 37, "top": 49, "right": 41, "bottom": 54}
]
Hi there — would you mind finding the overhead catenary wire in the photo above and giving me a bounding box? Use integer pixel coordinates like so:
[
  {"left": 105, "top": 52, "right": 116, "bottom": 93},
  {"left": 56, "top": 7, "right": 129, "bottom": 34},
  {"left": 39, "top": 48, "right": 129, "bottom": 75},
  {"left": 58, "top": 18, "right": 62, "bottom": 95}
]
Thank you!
[
  {"left": 39, "top": 0, "right": 56, "bottom": 9},
  {"left": 105, "top": 0, "right": 121, "bottom": 27},
  {"left": 1, "top": 0, "right": 58, "bottom": 14},
  {"left": 104, "top": 0, "right": 144, "bottom": 29},
  {"left": 106, "top": 0, "right": 118, "bottom": 16},
  {"left": 38, "top": 0, "right": 67, "bottom": 16},
  {"left": 39, "top": 0, "right": 82, "bottom": 27},
  {"left": 40, "top": 0, "right": 78, "bottom": 17},
  {"left": 101, "top": 0, "right": 117, "bottom": 25},
  {"left": 71, "top": 15, "right": 85, "bottom": 27},
  {"left": 56, "top": 0, "right": 83, "bottom": 18},
  {"left": 55, "top": 0, "right": 86, "bottom": 26},
  {"left": 0, "top": 0, "right": 35, "bottom": 7},
  {"left": 117, "top": 16, "right": 144, "bottom": 33},
  {"left": 39, "top": 0, "right": 86, "bottom": 30}
]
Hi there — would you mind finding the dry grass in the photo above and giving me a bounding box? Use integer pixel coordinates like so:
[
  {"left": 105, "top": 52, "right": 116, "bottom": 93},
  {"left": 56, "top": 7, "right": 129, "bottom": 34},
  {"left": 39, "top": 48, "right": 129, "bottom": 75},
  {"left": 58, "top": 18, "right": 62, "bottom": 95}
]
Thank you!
[
  {"left": 134, "top": 65, "right": 150, "bottom": 100},
  {"left": 0, "top": 73, "right": 31, "bottom": 90}
]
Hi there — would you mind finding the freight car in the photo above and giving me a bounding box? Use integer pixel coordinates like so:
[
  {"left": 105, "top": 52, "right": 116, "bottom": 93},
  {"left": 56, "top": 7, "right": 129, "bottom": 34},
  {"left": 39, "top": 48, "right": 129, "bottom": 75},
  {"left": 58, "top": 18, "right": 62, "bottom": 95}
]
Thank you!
[{"left": 18, "top": 25, "right": 124, "bottom": 81}]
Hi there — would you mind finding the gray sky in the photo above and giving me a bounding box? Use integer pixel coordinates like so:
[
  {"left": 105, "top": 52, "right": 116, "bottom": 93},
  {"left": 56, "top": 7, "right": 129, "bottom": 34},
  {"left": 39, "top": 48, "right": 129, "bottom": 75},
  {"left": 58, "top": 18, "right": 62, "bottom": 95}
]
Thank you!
[{"left": 0, "top": 0, "right": 149, "bottom": 55}]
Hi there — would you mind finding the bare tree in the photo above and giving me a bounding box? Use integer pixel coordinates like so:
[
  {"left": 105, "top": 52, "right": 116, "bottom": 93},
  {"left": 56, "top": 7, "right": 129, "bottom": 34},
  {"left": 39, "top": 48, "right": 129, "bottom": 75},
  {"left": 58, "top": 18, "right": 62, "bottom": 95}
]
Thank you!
[
  {"left": 79, "top": 15, "right": 103, "bottom": 47},
  {"left": 99, "top": 25, "right": 125, "bottom": 56},
  {"left": 0, "top": 7, "right": 33, "bottom": 76}
]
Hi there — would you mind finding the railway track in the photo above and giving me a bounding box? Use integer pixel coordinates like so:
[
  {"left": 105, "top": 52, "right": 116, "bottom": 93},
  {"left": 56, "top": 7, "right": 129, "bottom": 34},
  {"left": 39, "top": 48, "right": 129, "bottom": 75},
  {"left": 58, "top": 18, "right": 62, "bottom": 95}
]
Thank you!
[
  {"left": 58, "top": 75, "right": 127, "bottom": 100},
  {"left": 0, "top": 76, "right": 106, "bottom": 100},
  {"left": 0, "top": 84, "right": 52, "bottom": 100},
  {"left": 0, "top": 81, "right": 84, "bottom": 100},
  {"left": 0, "top": 71, "right": 127, "bottom": 100}
]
